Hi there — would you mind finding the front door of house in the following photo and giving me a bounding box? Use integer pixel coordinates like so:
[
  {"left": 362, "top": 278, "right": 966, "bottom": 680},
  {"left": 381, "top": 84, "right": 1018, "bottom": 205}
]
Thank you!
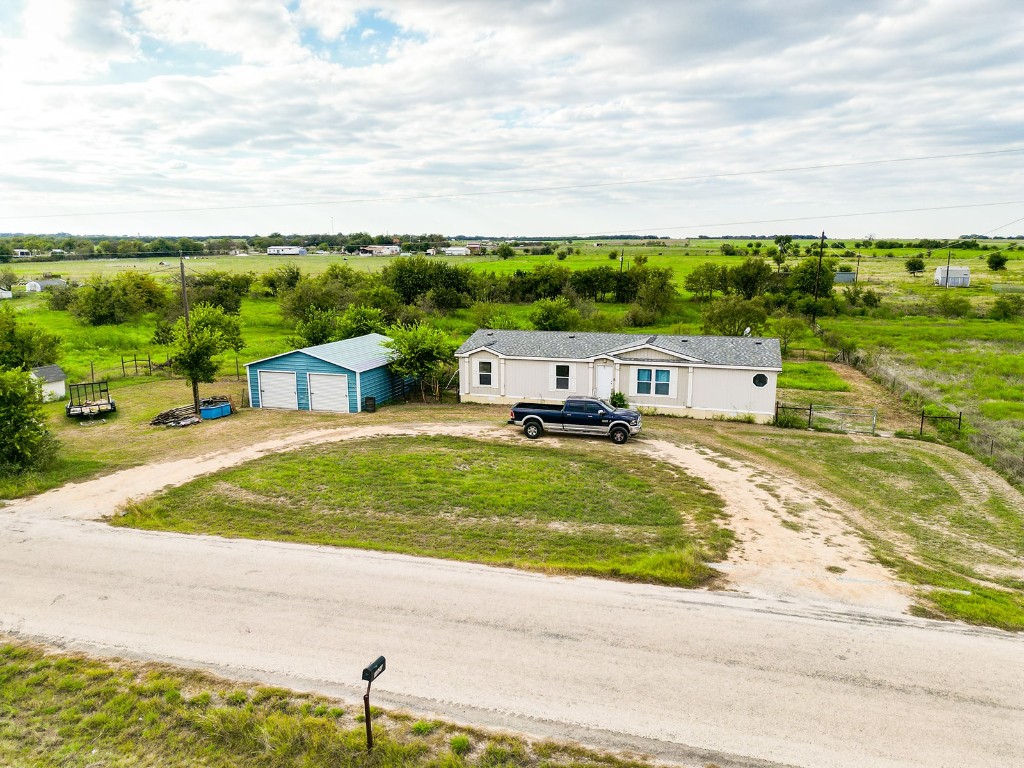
[{"left": 595, "top": 364, "right": 614, "bottom": 399}]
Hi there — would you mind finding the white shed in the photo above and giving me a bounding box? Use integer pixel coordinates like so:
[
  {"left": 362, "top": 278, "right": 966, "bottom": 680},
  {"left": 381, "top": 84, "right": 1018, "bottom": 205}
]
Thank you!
[
  {"left": 0, "top": 288, "right": 11, "bottom": 300},
  {"left": 30, "top": 365, "right": 67, "bottom": 401},
  {"left": 934, "top": 266, "right": 970, "bottom": 287},
  {"left": 24, "top": 281, "right": 41, "bottom": 292}
]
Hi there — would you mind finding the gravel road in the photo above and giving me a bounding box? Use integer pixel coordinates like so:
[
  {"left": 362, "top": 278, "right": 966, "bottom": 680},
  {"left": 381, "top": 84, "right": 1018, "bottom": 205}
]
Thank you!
[{"left": 1, "top": 427, "right": 1021, "bottom": 767}]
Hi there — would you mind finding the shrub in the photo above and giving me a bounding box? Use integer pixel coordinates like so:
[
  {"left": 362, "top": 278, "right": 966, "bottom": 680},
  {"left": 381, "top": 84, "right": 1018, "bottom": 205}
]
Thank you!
[
  {"left": 934, "top": 292, "right": 972, "bottom": 318},
  {"left": 773, "top": 408, "right": 806, "bottom": 429},
  {"left": 609, "top": 391, "right": 628, "bottom": 408},
  {"left": 987, "top": 252, "right": 1008, "bottom": 271},
  {"left": 989, "top": 295, "right": 1023, "bottom": 320},
  {"left": 528, "top": 297, "right": 581, "bottom": 331},
  {"left": 450, "top": 735, "right": 471, "bottom": 755}
]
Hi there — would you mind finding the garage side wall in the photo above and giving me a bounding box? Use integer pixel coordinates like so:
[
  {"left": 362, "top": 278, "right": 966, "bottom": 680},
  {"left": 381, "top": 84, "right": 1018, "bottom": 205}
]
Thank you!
[
  {"left": 359, "top": 365, "right": 399, "bottom": 410},
  {"left": 247, "top": 352, "right": 357, "bottom": 411}
]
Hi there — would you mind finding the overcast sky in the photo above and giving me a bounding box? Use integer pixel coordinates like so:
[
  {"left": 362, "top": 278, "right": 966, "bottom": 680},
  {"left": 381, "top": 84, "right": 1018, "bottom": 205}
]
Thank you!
[{"left": 1, "top": 0, "right": 1022, "bottom": 238}]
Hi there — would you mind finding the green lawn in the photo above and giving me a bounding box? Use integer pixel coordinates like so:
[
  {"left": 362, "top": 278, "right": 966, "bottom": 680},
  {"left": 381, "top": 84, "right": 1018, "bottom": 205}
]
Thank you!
[
  {"left": 777, "top": 362, "right": 851, "bottom": 392},
  {"left": 0, "top": 640, "right": 649, "bottom": 768},
  {"left": 114, "top": 435, "right": 731, "bottom": 588}
]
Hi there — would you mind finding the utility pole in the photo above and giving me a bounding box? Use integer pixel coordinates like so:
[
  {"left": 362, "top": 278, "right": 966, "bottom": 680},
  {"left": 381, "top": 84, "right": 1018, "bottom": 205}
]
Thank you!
[
  {"left": 810, "top": 231, "right": 825, "bottom": 327},
  {"left": 179, "top": 252, "right": 191, "bottom": 334},
  {"left": 945, "top": 249, "right": 951, "bottom": 289},
  {"left": 855, "top": 251, "right": 861, "bottom": 283}
]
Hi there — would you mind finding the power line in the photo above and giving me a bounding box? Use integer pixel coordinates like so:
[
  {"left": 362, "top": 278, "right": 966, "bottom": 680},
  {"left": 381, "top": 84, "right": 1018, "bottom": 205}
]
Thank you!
[
  {"left": 1, "top": 147, "right": 1021, "bottom": 221},
  {"left": 567, "top": 199, "right": 1024, "bottom": 238}
]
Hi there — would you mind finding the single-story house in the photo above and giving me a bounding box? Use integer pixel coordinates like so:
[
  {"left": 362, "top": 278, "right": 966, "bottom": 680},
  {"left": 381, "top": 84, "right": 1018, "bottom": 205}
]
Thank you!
[
  {"left": 245, "top": 333, "right": 403, "bottom": 413},
  {"left": 30, "top": 364, "right": 67, "bottom": 401},
  {"left": 934, "top": 266, "right": 970, "bottom": 287},
  {"left": 456, "top": 329, "right": 783, "bottom": 423},
  {"left": 442, "top": 246, "right": 471, "bottom": 256},
  {"left": 266, "top": 246, "right": 307, "bottom": 255},
  {"left": 24, "top": 278, "right": 68, "bottom": 293},
  {"left": 13, "top": 248, "right": 31, "bottom": 258},
  {"left": 359, "top": 245, "right": 400, "bottom": 256}
]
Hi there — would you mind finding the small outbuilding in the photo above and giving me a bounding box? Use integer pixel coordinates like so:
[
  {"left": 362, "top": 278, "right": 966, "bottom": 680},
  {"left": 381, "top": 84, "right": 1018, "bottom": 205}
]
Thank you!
[
  {"left": 24, "top": 278, "right": 67, "bottom": 293},
  {"left": 30, "top": 364, "right": 67, "bottom": 401},
  {"left": 934, "top": 266, "right": 970, "bottom": 287},
  {"left": 0, "top": 288, "right": 11, "bottom": 300},
  {"left": 245, "top": 333, "right": 403, "bottom": 413}
]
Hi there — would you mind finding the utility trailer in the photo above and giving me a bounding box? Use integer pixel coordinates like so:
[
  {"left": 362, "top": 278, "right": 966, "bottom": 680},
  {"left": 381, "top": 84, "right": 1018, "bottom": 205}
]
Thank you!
[{"left": 65, "top": 381, "right": 116, "bottom": 417}]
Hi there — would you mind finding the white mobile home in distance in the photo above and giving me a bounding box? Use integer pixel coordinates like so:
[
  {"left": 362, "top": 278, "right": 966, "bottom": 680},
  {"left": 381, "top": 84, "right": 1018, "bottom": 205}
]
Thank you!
[
  {"left": 456, "top": 329, "right": 782, "bottom": 423},
  {"left": 934, "top": 266, "right": 970, "bottom": 287},
  {"left": 266, "top": 246, "right": 307, "bottom": 255}
]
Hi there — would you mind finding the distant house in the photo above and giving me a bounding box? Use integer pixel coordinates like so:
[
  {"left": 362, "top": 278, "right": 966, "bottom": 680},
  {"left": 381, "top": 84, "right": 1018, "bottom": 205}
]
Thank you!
[
  {"left": 12, "top": 248, "right": 31, "bottom": 258},
  {"left": 30, "top": 364, "right": 67, "bottom": 402},
  {"left": 245, "top": 333, "right": 405, "bottom": 413},
  {"left": 0, "top": 288, "right": 12, "bottom": 300},
  {"left": 267, "top": 246, "right": 307, "bottom": 255},
  {"left": 50, "top": 249, "right": 65, "bottom": 256},
  {"left": 934, "top": 266, "right": 970, "bottom": 287},
  {"left": 465, "top": 242, "right": 484, "bottom": 253},
  {"left": 24, "top": 278, "right": 67, "bottom": 293},
  {"left": 443, "top": 247, "right": 471, "bottom": 256},
  {"left": 456, "top": 329, "right": 782, "bottom": 423},
  {"left": 358, "top": 245, "right": 400, "bottom": 256}
]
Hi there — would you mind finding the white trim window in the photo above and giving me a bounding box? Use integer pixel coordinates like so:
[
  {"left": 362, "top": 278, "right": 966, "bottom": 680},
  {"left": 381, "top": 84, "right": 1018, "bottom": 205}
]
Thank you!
[
  {"left": 477, "top": 360, "right": 494, "bottom": 387},
  {"left": 550, "top": 363, "right": 575, "bottom": 392},
  {"left": 637, "top": 367, "right": 671, "bottom": 396}
]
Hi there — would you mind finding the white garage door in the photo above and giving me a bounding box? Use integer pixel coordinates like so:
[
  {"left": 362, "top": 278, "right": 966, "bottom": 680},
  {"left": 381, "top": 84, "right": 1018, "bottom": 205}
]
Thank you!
[
  {"left": 258, "top": 370, "right": 298, "bottom": 409},
  {"left": 308, "top": 373, "right": 349, "bottom": 412}
]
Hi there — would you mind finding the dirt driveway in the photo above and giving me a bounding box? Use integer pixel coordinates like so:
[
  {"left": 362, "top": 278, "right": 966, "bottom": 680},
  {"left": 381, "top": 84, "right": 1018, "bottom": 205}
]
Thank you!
[{"left": 9, "top": 422, "right": 908, "bottom": 609}]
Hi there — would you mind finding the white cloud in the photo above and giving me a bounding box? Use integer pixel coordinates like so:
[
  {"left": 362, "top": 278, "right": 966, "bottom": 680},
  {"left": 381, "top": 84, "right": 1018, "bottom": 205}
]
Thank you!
[{"left": 0, "top": 0, "right": 1022, "bottom": 236}]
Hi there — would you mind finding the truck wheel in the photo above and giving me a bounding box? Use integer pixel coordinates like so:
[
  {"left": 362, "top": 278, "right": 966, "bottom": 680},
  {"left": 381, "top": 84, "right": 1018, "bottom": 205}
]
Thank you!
[
  {"left": 524, "top": 421, "right": 543, "bottom": 439},
  {"left": 610, "top": 427, "right": 629, "bottom": 444}
]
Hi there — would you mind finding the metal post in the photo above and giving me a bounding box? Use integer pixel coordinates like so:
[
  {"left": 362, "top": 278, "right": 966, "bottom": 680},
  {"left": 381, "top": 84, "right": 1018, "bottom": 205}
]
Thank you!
[
  {"left": 121, "top": 357, "right": 126, "bottom": 377},
  {"left": 808, "top": 403, "right": 813, "bottom": 429},
  {"left": 363, "top": 683, "right": 373, "bottom": 752},
  {"left": 957, "top": 412, "right": 962, "bottom": 432},
  {"left": 920, "top": 410, "right": 925, "bottom": 436}
]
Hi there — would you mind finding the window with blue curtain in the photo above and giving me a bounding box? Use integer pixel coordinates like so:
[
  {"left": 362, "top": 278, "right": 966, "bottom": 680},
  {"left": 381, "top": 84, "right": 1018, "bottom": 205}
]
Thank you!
[
  {"left": 637, "top": 368, "right": 652, "bottom": 394},
  {"left": 655, "top": 369, "right": 670, "bottom": 395}
]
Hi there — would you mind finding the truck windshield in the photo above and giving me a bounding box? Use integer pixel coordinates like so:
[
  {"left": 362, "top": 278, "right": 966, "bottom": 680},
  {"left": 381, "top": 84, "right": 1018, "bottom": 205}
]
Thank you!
[{"left": 598, "top": 400, "right": 617, "bottom": 412}]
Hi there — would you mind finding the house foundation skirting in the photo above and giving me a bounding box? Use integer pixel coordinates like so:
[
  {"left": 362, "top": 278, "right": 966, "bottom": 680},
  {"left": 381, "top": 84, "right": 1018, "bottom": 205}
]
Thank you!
[{"left": 462, "top": 392, "right": 773, "bottom": 423}]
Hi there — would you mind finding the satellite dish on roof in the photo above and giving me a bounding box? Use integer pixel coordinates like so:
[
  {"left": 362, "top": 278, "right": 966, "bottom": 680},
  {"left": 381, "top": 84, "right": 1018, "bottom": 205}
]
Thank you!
[{"left": 742, "top": 327, "right": 751, "bottom": 337}]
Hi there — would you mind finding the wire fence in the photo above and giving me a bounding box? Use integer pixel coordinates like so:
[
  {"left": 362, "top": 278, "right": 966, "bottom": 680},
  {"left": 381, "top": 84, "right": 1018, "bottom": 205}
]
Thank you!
[{"left": 775, "top": 401, "right": 878, "bottom": 434}]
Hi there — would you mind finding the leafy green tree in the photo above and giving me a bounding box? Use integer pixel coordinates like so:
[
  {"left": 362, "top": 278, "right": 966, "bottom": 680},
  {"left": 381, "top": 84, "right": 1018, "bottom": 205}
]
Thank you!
[
  {"left": 701, "top": 297, "right": 768, "bottom": 336},
  {"left": 788, "top": 257, "right": 836, "bottom": 297},
  {"left": 293, "top": 308, "right": 340, "bottom": 347},
  {"left": 71, "top": 273, "right": 167, "bottom": 325},
  {"left": 987, "top": 252, "right": 1008, "bottom": 271},
  {"left": 383, "top": 323, "right": 456, "bottom": 402},
  {"left": 529, "top": 297, "right": 582, "bottom": 331},
  {"left": 495, "top": 243, "right": 515, "bottom": 260},
  {"left": 729, "top": 257, "right": 773, "bottom": 300},
  {"left": 683, "top": 262, "right": 725, "bottom": 301},
  {"left": 261, "top": 264, "right": 302, "bottom": 296},
  {"left": 934, "top": 293, "right": 972, "bottom": 318},
  {"left": 169, "top": 303, "right": 244, "bottom": 414},
  {"left": 0, "top": 306, "right": 62, "bottom": 370},
  {"left": 0, "top": 242, "right": 12, "bottom": 263},
  {"left": 905, "top": 256, "right": 925, "bottom": 275},
  {"left": 336, "top": 305, "right": 386, "bottom": 340},
  {"left": 0, "top": 369, "right": 58, "bottom": 475},
  {"left": 768, "top": 314, "right": 806, "bottom": 353}
]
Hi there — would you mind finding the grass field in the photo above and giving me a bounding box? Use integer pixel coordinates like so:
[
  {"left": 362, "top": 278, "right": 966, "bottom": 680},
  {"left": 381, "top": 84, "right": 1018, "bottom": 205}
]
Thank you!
[
  {"left": 0, "top": 639, "right": 649, "bottom": 768},
  {"left": 647, "top": 418, "right": 1024, "bottom": 630},
  {"left": 114, "top": 435, "right": 731, "bottom": 588},
  {"left": 777, "top": 362, "right": 851, "bottom": 392}
]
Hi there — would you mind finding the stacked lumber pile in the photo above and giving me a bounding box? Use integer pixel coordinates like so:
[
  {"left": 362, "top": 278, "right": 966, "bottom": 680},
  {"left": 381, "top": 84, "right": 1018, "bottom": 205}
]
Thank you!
[{"left": 150, "top": 405, "right": 200, "bottom": 428}]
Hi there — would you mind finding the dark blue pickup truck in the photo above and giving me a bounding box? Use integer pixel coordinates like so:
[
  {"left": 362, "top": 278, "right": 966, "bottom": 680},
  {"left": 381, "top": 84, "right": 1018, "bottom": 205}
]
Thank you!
[{"left": 508, "top": 397, "right": 642, "bottom": 443}]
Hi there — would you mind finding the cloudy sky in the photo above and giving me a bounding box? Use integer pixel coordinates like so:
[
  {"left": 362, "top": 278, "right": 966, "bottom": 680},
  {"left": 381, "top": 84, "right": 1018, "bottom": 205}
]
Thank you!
[{"left": 1, "top": 0, "right": 1022, "bottom": 238}]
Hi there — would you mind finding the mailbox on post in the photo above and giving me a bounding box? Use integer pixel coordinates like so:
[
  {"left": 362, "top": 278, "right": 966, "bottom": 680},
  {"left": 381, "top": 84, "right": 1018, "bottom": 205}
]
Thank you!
[
  {"left": 362, "top": 656, "right": 386, "bottom": 682},
  {"left": 361, "top": 656, "right": 386, "bottom": 751}
]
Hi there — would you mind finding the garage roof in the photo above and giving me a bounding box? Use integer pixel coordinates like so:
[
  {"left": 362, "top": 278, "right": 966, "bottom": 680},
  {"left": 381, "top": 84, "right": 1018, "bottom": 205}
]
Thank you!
[{"left": 245, "top": 333, "right": 394, "bottom": 373}]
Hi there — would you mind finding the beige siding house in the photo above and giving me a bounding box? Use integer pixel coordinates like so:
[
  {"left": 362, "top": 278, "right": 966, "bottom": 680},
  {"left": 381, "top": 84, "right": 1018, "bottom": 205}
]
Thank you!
[{"left": 456, "top": 330, "right": 782, "bottom": 422}]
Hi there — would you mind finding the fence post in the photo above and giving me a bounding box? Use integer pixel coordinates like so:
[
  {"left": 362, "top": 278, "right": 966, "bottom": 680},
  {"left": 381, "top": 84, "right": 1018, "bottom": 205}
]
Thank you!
[
  {"left": 90, "top": 361, "right": 95, "bottom": 382},
  {"left": 808, "top": 403, "right": 813, "bottom": 429},
  {"left": 147, "top": 354, "right": 152, "bottom": 375},
  {"left": 121, "top": 357, "right": 126, "bottom": 377},
  {"left": 920, "top": 410, "right": 925, "bottom": 436},
  {"left": 957, "top": 412, "right": 962, "bottom": 432}
]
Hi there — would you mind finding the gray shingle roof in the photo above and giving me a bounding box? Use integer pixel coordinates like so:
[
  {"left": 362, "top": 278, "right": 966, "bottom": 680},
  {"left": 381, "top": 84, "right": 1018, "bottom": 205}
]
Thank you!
[
  {"left": 456, "top": 329, "right": 781, "bottom": 369},
  {"left": 30, "top": 364, "right": 66, "bottom": 383}
]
